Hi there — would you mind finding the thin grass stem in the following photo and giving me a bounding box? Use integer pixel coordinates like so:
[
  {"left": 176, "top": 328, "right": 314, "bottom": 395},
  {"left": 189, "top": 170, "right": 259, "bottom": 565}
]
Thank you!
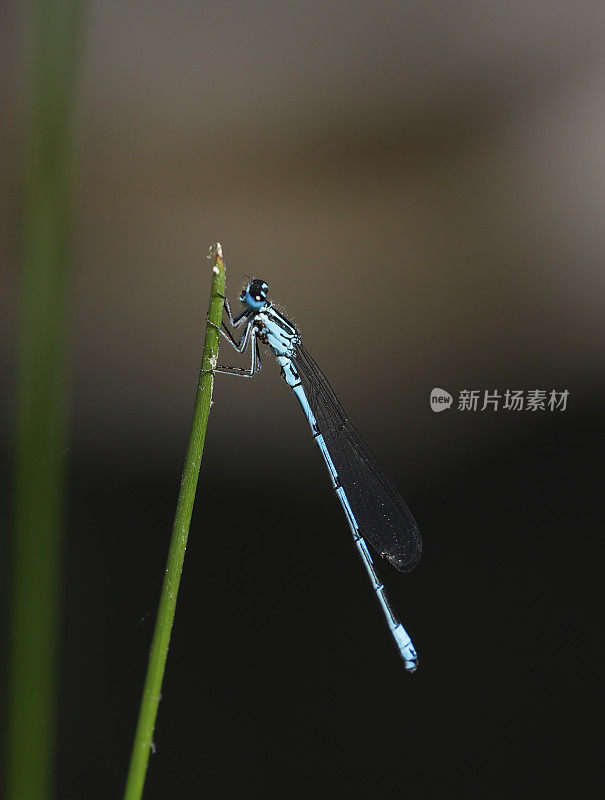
[{"left": 122, "top": 244, "right": 226, "bottom": 800}]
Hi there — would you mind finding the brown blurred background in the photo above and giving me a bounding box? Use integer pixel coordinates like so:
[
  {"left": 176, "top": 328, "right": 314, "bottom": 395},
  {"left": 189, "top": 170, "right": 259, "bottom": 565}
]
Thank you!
[{"left": 2, "top": 1, "right": 603, "bottom": 797}]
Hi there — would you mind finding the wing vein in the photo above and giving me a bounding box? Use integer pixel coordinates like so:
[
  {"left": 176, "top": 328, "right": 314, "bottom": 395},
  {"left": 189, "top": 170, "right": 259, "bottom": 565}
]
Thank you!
[{"left": 293, "top": 344, "right": 422, "bottom": 572}]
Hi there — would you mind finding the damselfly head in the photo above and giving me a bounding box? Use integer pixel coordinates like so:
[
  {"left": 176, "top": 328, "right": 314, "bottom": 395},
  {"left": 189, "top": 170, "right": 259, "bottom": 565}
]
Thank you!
[{"left": 241, "top": 278, "right": 269, "bottom": 309}]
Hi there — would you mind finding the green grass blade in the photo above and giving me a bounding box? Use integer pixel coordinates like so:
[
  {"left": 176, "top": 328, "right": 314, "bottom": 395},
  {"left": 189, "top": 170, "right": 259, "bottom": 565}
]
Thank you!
[
  {"left": 7, "top": 3, "right": 83, "bottom": 800},
  {"left": 122, "top": 244, "right": 226, "bottom": 800}
]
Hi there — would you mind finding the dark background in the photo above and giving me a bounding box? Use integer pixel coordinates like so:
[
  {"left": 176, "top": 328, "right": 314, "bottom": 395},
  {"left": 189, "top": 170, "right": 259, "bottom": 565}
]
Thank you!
[{"left": 2, "top": 2, "right": 603, "bottom": 797}]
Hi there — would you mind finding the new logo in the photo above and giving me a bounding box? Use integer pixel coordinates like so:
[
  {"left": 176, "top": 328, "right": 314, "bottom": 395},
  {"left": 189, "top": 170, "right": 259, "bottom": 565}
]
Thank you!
[{"left": 430, "top": 388, "right": 453, "bottom": 412}]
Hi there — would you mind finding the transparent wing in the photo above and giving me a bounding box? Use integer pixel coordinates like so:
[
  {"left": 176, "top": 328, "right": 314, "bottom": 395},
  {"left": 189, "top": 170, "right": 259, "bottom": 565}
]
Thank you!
[{"left": 293, "top": 344, "right": 422, "bottom": 572}]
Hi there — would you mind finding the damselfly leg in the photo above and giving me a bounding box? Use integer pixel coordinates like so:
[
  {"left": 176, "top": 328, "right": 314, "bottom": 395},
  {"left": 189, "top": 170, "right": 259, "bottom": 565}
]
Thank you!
[{"left": 207, "top": 312, "right": 262, "bottom": 377}]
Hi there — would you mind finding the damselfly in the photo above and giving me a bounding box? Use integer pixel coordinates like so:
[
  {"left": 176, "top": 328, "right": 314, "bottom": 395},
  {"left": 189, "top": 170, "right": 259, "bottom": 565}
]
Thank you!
[{"left": 210, "top": 277, "right": 422, "bottom": 671}]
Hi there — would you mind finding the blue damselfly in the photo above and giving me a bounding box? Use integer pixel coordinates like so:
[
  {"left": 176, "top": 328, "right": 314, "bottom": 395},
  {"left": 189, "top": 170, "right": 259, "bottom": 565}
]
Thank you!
[{"left": 210, "top": 277, "right": 422, "bottom": 671}]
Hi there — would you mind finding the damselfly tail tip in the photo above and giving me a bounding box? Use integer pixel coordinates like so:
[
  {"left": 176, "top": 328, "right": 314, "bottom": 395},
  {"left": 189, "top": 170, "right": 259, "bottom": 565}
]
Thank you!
[
  {"left": 403, "top": 651, "right": 418, "bottom": 673},
  {"left": 392, "top": 624, "right": 418, "bottom": 672}
]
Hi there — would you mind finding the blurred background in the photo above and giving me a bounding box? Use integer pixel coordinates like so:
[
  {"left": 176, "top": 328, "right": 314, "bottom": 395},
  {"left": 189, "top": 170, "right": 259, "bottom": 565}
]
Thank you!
[{"left": 2, "top": 1, "right": 603, "bottom": 797}]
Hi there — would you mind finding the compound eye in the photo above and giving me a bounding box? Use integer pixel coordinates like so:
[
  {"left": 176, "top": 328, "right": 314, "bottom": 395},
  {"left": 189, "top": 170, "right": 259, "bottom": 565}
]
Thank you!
[{"left": 249, "top": 278, "right": 268, "bottom": 301}]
